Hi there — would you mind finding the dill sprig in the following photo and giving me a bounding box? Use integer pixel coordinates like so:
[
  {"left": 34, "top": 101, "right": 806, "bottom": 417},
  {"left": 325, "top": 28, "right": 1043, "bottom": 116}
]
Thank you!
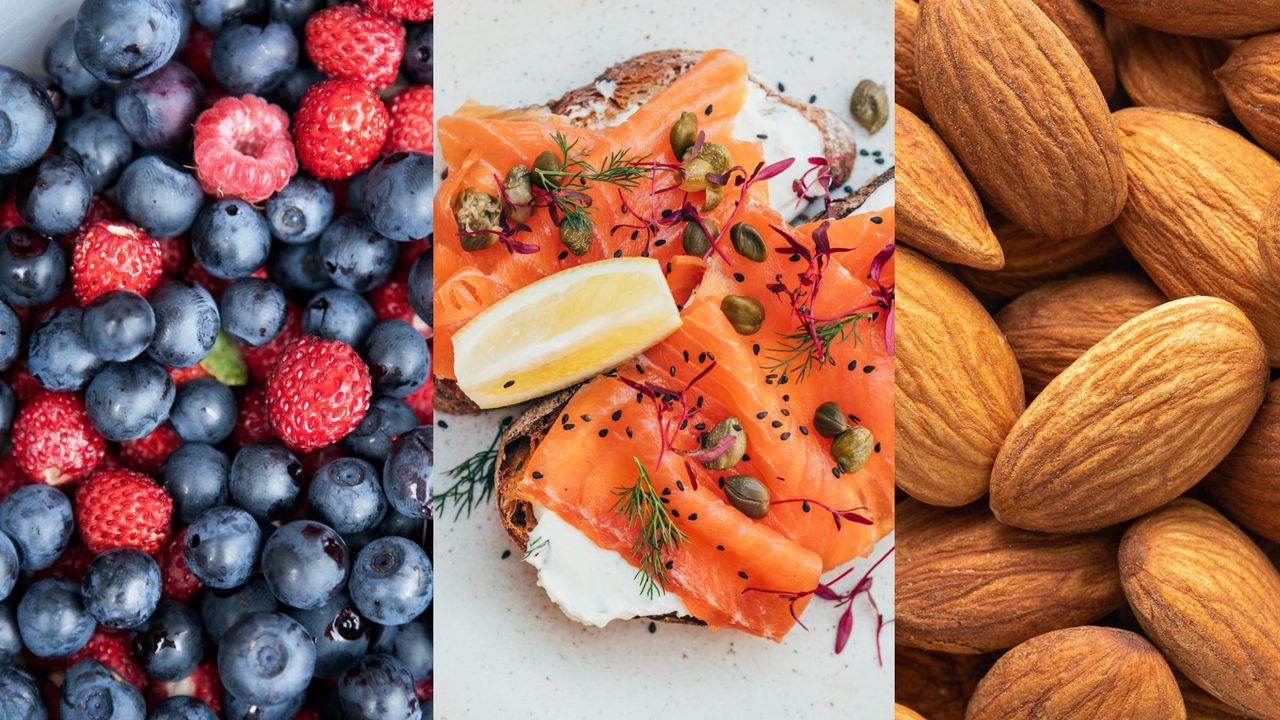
[
  {"left": 433, "top": 418, "right": 510, "bottom": 520},
  {"left": 611, "top": 458, "right": 689, "bottom": 599},
  {"left": 763, "top": 311, "right": 872, "bottom": 383},
  {"left": 533, "top": 132, "right": 653, "bottom": 226}
]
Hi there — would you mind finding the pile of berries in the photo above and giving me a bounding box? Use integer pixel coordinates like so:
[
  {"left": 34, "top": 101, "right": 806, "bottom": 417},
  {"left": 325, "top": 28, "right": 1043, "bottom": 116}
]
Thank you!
[{"left": 0, "top": 0, "right": 434, "bottom": 717}]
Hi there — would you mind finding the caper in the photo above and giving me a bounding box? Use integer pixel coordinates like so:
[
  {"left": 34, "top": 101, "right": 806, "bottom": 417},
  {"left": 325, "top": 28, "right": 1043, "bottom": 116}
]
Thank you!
[
  {"left": 701, "top": 185, "right": 724, "bottom": 212},
  {"left": 681, "top": 157, "right": 714, "bottom": 192},
  {"left": 670, "top": 111, "right": 698, "bottom": 160},
  {"left": 682, "top": 219, "right": 720, "bottom": 257},
  {"left": 532, "top": 150, "right": 563, "bottom": 189},
  {"left": 558, "top": 214, "right": 594, "bottom": 256},
  {"left": 697, "top": 142, "right": 732, "bottom": 174},
  {"left": 721, "top": 295, "right": 764, "bottom": 335},
  {"left": 502, "top": 165, "right": 534, "bottom": 223},
  {"left": 851, "top": 80, "right": 889, "bottom": 135},
  {"left": 453, "top": 189, "right": 501, "bottom": 250},
  {"left": 701, "top": 416, "right": 747, "bottom": 470},
  {"left": 730, "top": 223, "right": 767, "bottom": 262},
  {"left": 724, "top": 475, "right": 770, "bottom": 519},
  {"left": 832, "top": 427, "right": 874, "bottom": 474},
  {"left": 814, "top": 401, "right": 850, "bottom": 439}
]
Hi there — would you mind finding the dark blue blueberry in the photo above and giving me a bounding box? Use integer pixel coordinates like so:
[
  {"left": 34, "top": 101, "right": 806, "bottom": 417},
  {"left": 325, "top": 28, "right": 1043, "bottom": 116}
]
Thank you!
[
  {"left": 185, "top": 505, "right": 261, "bottom": 589},
  {"left": 17, "top": 578, "right": 95, "bottom": 657},
  {"left": 0, "top": 227, "right": 67, "bottom": 307},
  {"left": 365, "top": 320, "right": 429, "bottom": 398},
  {"left": 267, "top": 62, "right": 323, "bottom": 112},
  {"left": 0, "top": 667, "right": 45, "bottom": 719},
  {"left": 192, "top": 0, "right": 265, "bottom": 32},
  {"left": 319, "top": 213, "right": 397, "bottom": 292},
  {"left": 0, "top": 484, "right": 74, "bottom": 570},
  {"left": 74, "top": 84, "right": 116, "bottom": 117},
  {"left": 117, "top": 155, "right": 205, "bottom": 237},
  {"left": 212, "top": 21, "right": 298, "bottom": 95},
  {"left": 408, "top": 250, "right": 431, "bottom": 327},
  {"left": 223, "top": 692, "right": 305, "bottom": 720},
  {"left": 219, "top": 277, "right": 287, "bottom": 346},
  {"left": 0, "top": 531, "right": 16, "bottom": 602},
  {"left": 0, "top": 66, "right": 56, "bottom": 174},
  {"left": 309, "top": 457, "right": 387, "bottom": 535},
  {"left": 230, "top": 443, "right": 304, "bottom": 521},
  {"left": 31, "top": 74, "right": 69, "bottom": 120},
  {"left": 342, "top": 396, "right": 418, "bottom": 463},
  {"left": 86, "top": 358, "right": 175, "bottom": 441},
  {"left": 218, "top": 611, "right": 315, "bottom": 706},
  {"left": 82, "top": 290, "right": 156, "bottom": 362},
  {"left": 114, "top": 61, "right": 203, "bottom": 149},
  {"left": 303, "top": 288, "right": 376, "bottom": 347},
  {"left": 16, "top": 154, "right": 92, "bottom": 236},
  {"left": 74, "top": 0, "right": 184, "bottom": 83},
  {"left": 169, "top": 377, "right": 237, "bottom": 443},
  {"left": 266, "top": 173, "right": 333, "bottom": 244},
  {"left": 287, "top": 591, "right": 369, "bottom": 677},
  {"left": 383, "top": 427, "right": 431, "bottom": 520},
  {"left": 363, "top": 152, "right": 434, "bottom": 242},
  {"left": 0, "top": 300, "right": 19, "bottom": 370},
  {"left": 268, "top": 0, "right": 321, "bottom": 29},
  {"left": 132, "top": 599, "right": 204, "bottom": 681},
  {"left": 192, "top": 199, "right": 271, "bottom": 280},
  {"left": 56, "top": 112, "right": 133, "bottom": 193},
  {"left": 44, "top": 20, "right": 101, "bottom": 97},
  {"left": 200, "top": 575, "right": 276, "bottom": 638},
  {"left": 391, "top": 616, "right": 432, "bottom": 682},
  {"left": 29, "top": 307, "right": 104, "bottom": 391},
  {"left": 346, "top": 170, "right": 368, "bottom": 213},
  {"left": 269, "top": 240, "right": 332, "bottom": 295},
  {"left": 0, "top": 602, "right": 20, "bottom": 665},
  {"left": 338, "top": 654, "right": 421, "bottom": 720},
  {"left": 60, "top": 659, "right": 146, "bottom": 720},
  {"left": 349, "top": 537, "right": 432, "bottom": 626},
  {"left": 149, "top": 696, "right": 219, "bottom": 720},
  {"left": 0, "top": 381, "right": 12, "bottom": 438},
  {"left": 160, "top": 443, "right": 231, "bottom": 523},
  {"left": 81, "top": 547, "right": 162, "bottom": 629},
  {"left": 402, "top": 21, "right": 433, "bottom": 86},
  {"left": 148, "top": 280, "right": 220, "bottom": 368},
  {"left": 261, "top": 520, "right": 349, "bottom": 610},
  {"left": 380, "top": 508, "right": 424, "bottom": 541}
]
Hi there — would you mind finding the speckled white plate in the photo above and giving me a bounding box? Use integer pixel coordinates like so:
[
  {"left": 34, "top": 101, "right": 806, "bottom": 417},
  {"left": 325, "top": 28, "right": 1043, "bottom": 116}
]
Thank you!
[{"left": 432, "top": 2, "right": 894, "bottom": 717}]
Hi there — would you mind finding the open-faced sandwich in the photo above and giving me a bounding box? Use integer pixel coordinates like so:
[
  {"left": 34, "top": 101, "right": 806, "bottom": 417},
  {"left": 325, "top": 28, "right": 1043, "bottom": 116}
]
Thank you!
[{"left": 435, "top": 49, "right": 894, "bottom": 640}]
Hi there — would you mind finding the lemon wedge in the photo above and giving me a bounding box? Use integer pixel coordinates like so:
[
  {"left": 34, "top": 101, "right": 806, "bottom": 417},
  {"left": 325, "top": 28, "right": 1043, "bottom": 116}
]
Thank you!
[{"left": 452, "top": 257, "right": 683, "bottom": 409}]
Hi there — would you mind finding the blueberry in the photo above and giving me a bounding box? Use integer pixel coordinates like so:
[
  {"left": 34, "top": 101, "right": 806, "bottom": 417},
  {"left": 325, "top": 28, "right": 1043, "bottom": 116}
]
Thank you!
[
  {"left": 0, "top": 666, "right": 45, "bottom": 719},
  {"left": 74, "top": 84, "right": 116, "bottom": 117},
  {"left": 383, "top": 427, "right": 431, "bottom": 520},
  {"left": 363, "top": 153, "right": 434, "bottom": 242},
  {"left": 55, "top": 112, "right": 133, "bottom": 193},
  {"left": 380, "top": 508, "right": 424, "bottom": 541},
  {"left": 148, "top": 280, "right": 220, "bottom": 368},
  {"left": 82, "top": 290, "right": 156, "bottom": 361},
  {"left": 261, "top": 520, "right": 349, "bottom": 610},
  {"left": 192, "top": 199, "right": 271, "bottom": 280},
  {"left": 185, "top": 505, "right": 261, "bottom": 589},
  {"left": 133, "top": 599, "right": 204, "bottom": 680},
  {"left": 86, "top": 358, "right": 176, "bottom": 441},
  {"left": 192, "top": 0, "right": 266, "bottom": 32},
  {"left": 29, "top": 307, "right": 104, "bottom": 391},
  {"left": 81, "top": 548, "right": 162, "bottom": 629},
  {"left": 223, "top": 692, "right": 305, "bottom": 720},
  {"left": 150, "top": 696, "right": 219, "bottom": 720},
  {"left": 343, "top": 396, "right": 418, "bottom": 463},
  {"left": 169, "top": 377, "right": 237, "bottom": 443},
  {"left": 74, "top": 0, "right": 184, "bottom": 83},
  {"left": 319, "top": 213, "right": 397, "bottom": 292},
  {"left": 267, "top": 62, "right": 323, "bottom": 112},
  {"left": 266, "top": 173, "right": 333, "bottom": 244},
  {"left": 268, "top": 0, "right": 321, "bottom": 29},
  {"left": 32, "top": 74, "right": 69, "bottom": 119},
  {"left": 0, "top": 227, "right": 68, "bottom": 307},
  {"left": 0, "top": 381, "right": 13, "bottom": 436},
  {"left": 303, "top": 288, "right": 376, "bottom": 347},
  {"left": 346, "top": 170, "right": 368, "bottom": 213},
  {"left": 161, "top": 443, "right": 231, "bottom": 523},
  {"left": 114, "top": 61, "right": 204, "bottom": 149},
  {"left": 219, "top": 277, "right": 287, "bottom": 346},
  {"left": 18, "top": 578, "right": 95, "bottom": 657},
  {"left": 60, "top": 659, "right": 146, "bottom": 720},
  {"left": 212, "top": 21, "right": 298, "bottom": 95},
  {"left": 310, "top": 457, "right": 388, "bottom": 535},
  {"left": 402, "top": 21, "right": 433, "bottom": 86},
  {"left": 391, "top": 617, "right": 432, "bottom": 682},
  {"left": 15, "top": 154, "right": 92, "bottom": 236},
  {"left": 117, "top": 155, "right": 205, "bottom": 237},
  {"left": 338, "top": 654, "right": 421, "bottom": 720},
  {"left": 0, "top": 602, "right": 20, "bottom": 665},
  {"left": 44, "top": 20, "right": 101, "bottom": 97},
  {"left": 365, "top": 320, "right": 429, "bottom": 398},
  {"left": 287, "top": 591, "right": 369, "bottom": 677},
  {"left": 408, "top": 250, "right": 432, "bottom": 327},
  {"left": 0, "top": 484, "right": 74, "bottom": 570},
  {"left": 269, "top": 240, "right": 333, "bottom": 295},
  {"left": 230, "top": 443, "right": 304, "bottom": 522},
  {"left": 200, "top": 576, "right": 277, "bottom": 637},
  {"left": 219, "top": 611, "right": 315, "bottom": 706},
  {"left": 0, "top": 300, "right": 19, "bottom": 370},
  {"left": 0, "top": 66, "right": 56, "bottom": 174},
  {"left": 349, "top": 537, "right": 432, "bottom": 626},
  {"left": 0, "top": 531, "right": 16, "bottom": 602}
]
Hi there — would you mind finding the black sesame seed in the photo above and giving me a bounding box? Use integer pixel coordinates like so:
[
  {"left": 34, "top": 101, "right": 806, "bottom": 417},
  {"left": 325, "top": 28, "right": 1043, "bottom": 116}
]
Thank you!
[
  {"left": 501, "top": 549, "right": 511, "bottom": 559},
  {"left": 875, "top": 442, "right": 882, "bottom": 453},
  {"left": 752, "top": 343, "right": 760, "bottom": 356},
  {"left": 780, "top": 432, "right": 791, "bottom": 441},
  {"left": 756, "top": 133, "right": 768, "bottom": 139},
  {"left": 532, "top": 471, "right": 544, "bottom": 479},
  {"left": 669, "top": 365, "right": 677, "bottom": 377},
  {"left": 704, "top": 104, "right": 714, "bottom": 115},
  {"left": 781, "top": 409, "right": 791, "bottom": 417},
  {"left": 649, "top": 622, "right": 657, "bottom": 634},
  {"left": 802, "top": 501, "right": 811, "bottom": 512},
  {"left": 661, "top": 488, "right": 671, "bottom": 496},
  {"left": 611, "top": 410, "right": 622, "bottom": 421},
  {"left": 682, "top": 350, "right": 690, "bottom": 362},
  {"left": 859, "top": 149, "right": 869, "bottom": 156},
  {"left": 598, "top": 429, "right": 608, "bottom": 438},
  {"left": 613, "top": 249, "right": 623, "bottom": 258},
  {"left": 742, "top": 453, "right": 751, "bottom": 462},
  {"left": 694, "top": 423, "right": 706, "bottom": 431},
  {"left": 661, "top": 209, "right": 673, "bottom": 218},
  {"left": 870, "top": 216, "right": 883, "bottom": 225},
  {"left": 733, "top": 273, "right": 745, "bottom": 282},
  {"left": 676, "top": 481, "right": 685, "bottom": 492},
  {"left": 437, "top": 419, "right": 449, "bottom": 429},
  {"left": 863, "top": 365, "right": 876, "bottom": 373},
  {"left": 630, "top": 230, "right": 639, "bottom": 240},
  {"left": 718, "top": 477, "right": 725, "bottom": 488},
  {"left": 626, "top": 427, "right": 634, "bottom": 438},
  {"left": 808, "top": 94, "right": 817, "bottom": 103},
  {"left": 777, "top": 81, "right": 786, "bottom": 92},
  {"left": 655, "top": 238, "right": 667, "bottom": 248},
  {"left": 562, "top": 414, "right": 570, "bottom": 424},
  {"left": 799, "top": 426, "right": 810, "bottom": 436},
  {"left": 502, "top": 380, "right": 515, "bottom": 388},
  {"left": 665, "top": 560, "right": 674, "bottom": 570},
  {"left": 738, "top": 571, "right": 748, "bottom": 580},
  {"left": 756, "top": 411, "right": 768, "bottom": 419},
  {"left": 558, "top": 251, "right": 568, "bottom": 260},
  {"left": 847, "top": 360, "right": 858, "bottom": 371},
  {"left": 875, "top": 157, "right": 885, "bottom": 165},
  {"left": 698, "top": 352, "right": 707, "bottom": 363},
  {"left": 872, "top": 150, "right": 882, "bottom": 157},
  {"left": 688, "top": 513, "right": 698, "bottom": 521},
  {"left": 783, "top": 394, "right": 790, "bottom": 402},
  {"left": 716, "top": 544, "right": 726, "bottom": 551},
  {"left": 671, "top": 509, "right": 680, "bottom": 517},
  {"left": 696, "top": 396, "right": 705, "bottom": 408},
  {"left": 771, "top": 421, "right": 783, "bottom": 428}
]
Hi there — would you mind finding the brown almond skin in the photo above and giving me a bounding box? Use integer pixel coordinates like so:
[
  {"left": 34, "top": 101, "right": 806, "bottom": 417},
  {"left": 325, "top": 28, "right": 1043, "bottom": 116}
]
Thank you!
[
  {"left": 1031, "top": 0, "right": 1116, "bottom": 99},
  {"left": 1120, "top": 499, "right": 1280, "bottom": 719},
  {"left": 897, "top": 105, "right": 1002, "bottom": 270},
  {"left": 897, "top": 499, "right": 1124, "bottom": 654},
  {"left": 1219, "top": 34, "right": 1280, "bottom": 157},
  {"left": 896, "top": 248, "right": 1023, "bottom": 506},
  {"left": 896, "top": 705, "right": 929, "bottom": 720},
  {"left": 950, "top": 219, "right": 1123, "bottom": 304},
  {"left": 1107, "top": 16, "right": 1231, "bottom": 122},
  {"left": 1176, "top": 673, "right": 1255, "bottom": 720},
  {"left": 1263, "top": 191, "right": 1280, "bottom": 282},
  {"left": 1206, "top": 382, "right": 1280, "bottom": 543},
  {"left": 1113, "top": 107, "right": 1280, "bottom": 366},
  {"left": 990, "top": 297, "right": 1268, "bottom": 533},
  {"left": 996, "top": 273, "right": 1165, "bottom": 398},
  {"left": 916, "top": 0, "right": 1126, "bottom": 240},
  {"left": 1093, "top": 0, "right": 1280, "bottom": 39},
  {"left": 895, "top": 0, "right": 924, "bottom": 116},
  {"left": 896, "top": 646, "right": 992, "bottom": 720},
  {"left": 966, "top": 627, "right": 1186, "bottom": 720}
]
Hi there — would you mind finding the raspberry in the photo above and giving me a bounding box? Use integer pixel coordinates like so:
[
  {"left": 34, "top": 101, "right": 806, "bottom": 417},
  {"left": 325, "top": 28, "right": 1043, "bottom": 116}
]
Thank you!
[
  {"left": 368, "top": 271, "right": 416, "bottom": 323},
  {"left": 68, "top": 628, "right": 149, "bottom": 690},
  {"left": 12, "top": 392, "right": 106, "bottom": 485},
  {"left": 306, "top": 4, "right": 405, "bottom": 90},
  {"left": 384, "top": 85, "right": 434, "bottom": 155},
  {"left": 147, "top": 660, "right": 223, "bottom": 715},
  {"left": 120, "top": 423, "right": 182, "bottom": 474},
  {"left": 75, "top": 467, "right": 173, "bottom": 554},
  {"left": 35, "top": 541, "right": 94, "bottom": 583},
  {"left": 266, "top": 336, "right": 372, "bottom": 452},
  {"left": 157, "top": 235, "right": 192, "bottom": 277},
  {"left": 193, "top": 95, "right": 298, "bottom": 203},
  {"left": 155, "top": 527, "right": 203, "bottom": 602},
  {"left": 178, "top": 26, "right": 218, "bottom": 87},
  {"left": 0, "top": 457, "right": 33, "bottom": 501},
  {"left": 364, "top": 0, "right": 432, "bottom": 20},
  {"left": 71, "top": 221, "right": 163, "bottom": 305},
  {"left": 293, "top": 79, "right": 389, "bottom": 180},
  {"left": 234, "top": 385, "right": 276, "bottom": 446},
  {"left": 8, "top": 362, "right": 43, "bottom": 403}
]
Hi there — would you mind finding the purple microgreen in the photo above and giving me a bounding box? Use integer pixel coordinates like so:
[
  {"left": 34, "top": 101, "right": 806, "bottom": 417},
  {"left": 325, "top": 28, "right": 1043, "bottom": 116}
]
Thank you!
[{"left": 769, "top": 498, "right": 873, "bottom": 530}]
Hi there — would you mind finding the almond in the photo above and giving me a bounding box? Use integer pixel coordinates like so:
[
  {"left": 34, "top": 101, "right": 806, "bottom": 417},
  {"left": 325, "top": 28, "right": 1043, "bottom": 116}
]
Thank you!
[
  {"left": 1263, "top": 191, "right": 1280, "bottom": 282},
  {"left": 897, "top": 105, "right": 1002, "bottom": 270},
  {"left": 1219, "top": 34, "right": 1280, "bottom": 157},
  {"left": 1106, "top": 16, "right": 1231, "bottom": 122},
  {"left": 995, "top": 273, "right": 1165, "bottom": 398},
  {"left": 1176, "top": 673, "right": 1255, "bottom": 720},
  {"left": 895, "top": 0, "right": 924, "bottom": 116},
  {"left": 1031, "top": 0, "right": 1116, "bottom": 99},
  {"left": 896, "top": 646, "right": 992, "bottom": 720},
  {"left": 1093, "top": 0, "right": 1280, "bottom": 40},
  {"left": 897, "top": 248, "right": 1023, "bottom": 506},
  {"left": 990, "top": 297, "right": 1268, "bottom": 533},
  {"left": 897, "top": 499, "right": 1124, "bottom": 654},
  {"left": 1120, "top": 499, "right": 1280, "bottom": 720},
  {"left": 966, "top": 627, "right": 1186, "bottom": 720},
  {"left": 915, "top": 0, "right": 1126, "bottom": 240},
  {"left": 950, "top": 219, "right": 1123, "bottom": 304},
  {"left": 1205, "top": 381, "right": 1280, "bottom": 543},
  {"left": 1113, "top": 107, "right": 1280, "bottom": 366},
  {"left": 896, "top": 705, "right": 929, "bottom": 720}
]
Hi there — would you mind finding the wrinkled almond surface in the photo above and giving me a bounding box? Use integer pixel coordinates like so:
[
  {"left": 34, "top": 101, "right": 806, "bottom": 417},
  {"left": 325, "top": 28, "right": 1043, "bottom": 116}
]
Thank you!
[
  {"left": 1206, "top": 381, "right": 1280, "bottom": 543},
  {"left": 1093, "top": 0, "right": 1280, "bottom": 39},
  {"left": 950, "top": 219, "right": 1121, "bottom": 303},
  {"left": 895, "top": 0, "right": 924, "bottom": 116},
  {"left": 1219, "top": 33, "right": 1280, "bottom": 156},
  {"left": 1031, "top": 0, "right": 1116, "bottom": 98},
  {"left": 1107, "top": 16, "right": 1231, "bottom": 122},
  {"left": 896, "top": 646, "right": 991, "bottom": 720}
]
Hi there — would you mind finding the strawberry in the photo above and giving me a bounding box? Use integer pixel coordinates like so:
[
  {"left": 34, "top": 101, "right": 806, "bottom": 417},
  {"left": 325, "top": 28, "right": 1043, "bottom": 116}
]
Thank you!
[
  {"left": 157, "top": 235, "right": 192, "bottom": 277},
  {"left": 75, "top": 467, "right": 173, "bottom": 554},
  {"left": 71, "top": 220, "right": 164, "bottom": 305},
  {"left": 242, "top": 302, "right": 301, "bottom": 383},
  {"left": 155, "top": 527, "right": 203, "bottom": 602},
  {"left": 234, "top": 385, "right": 276, "bottom": 446},
  {"left": 0, "top": 457, "right": 33, "bottom": 502},
  {"left": 147, "top": 660, "right": 223, "bottom": 714},
  {"left": 168, "top": 364, "right": 214, "bottom": 385},
  {"left": 63, "top": 194, "right": 124, "bottom": 251},
  {"left": 293, "top": 79, "right": 389, "bottom": 180},
  {"left": 120, "top": 423, "right": 182, "bottom": 474},
  {"left": 364, "top": 0, "right": 433, "bottom": 21},
  {"left": 266, "top": 336, "right": 372, "bottom": 452},
  {"left": 383, "top": 85, "right": 433, "bottom": 155},
  {"left": 35, "top": 541, "right": 94, "bottom": 582},
  {"left": 306, "top": 4, "right": 405, "bottom": 90},
  {"left": 68, "top": 628, "right": 149, "bottom": 690},
  {"left": 193, "top": 95, "right": 298, "bottom": 204},
  {"left": 8, "top": 362, "right": 43, "bottom": 403},
  {"left": 368, "top": 271, "right": 416, "bottom": 324},
  {"left": 11, "top": 392, "right": 106, "bottom": 485}
]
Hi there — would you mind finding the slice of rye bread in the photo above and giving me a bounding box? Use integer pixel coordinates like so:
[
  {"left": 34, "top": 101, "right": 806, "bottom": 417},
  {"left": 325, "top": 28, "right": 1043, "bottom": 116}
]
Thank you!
[{"left": 435, "top": 49, "right": 860, "bottom": 416}]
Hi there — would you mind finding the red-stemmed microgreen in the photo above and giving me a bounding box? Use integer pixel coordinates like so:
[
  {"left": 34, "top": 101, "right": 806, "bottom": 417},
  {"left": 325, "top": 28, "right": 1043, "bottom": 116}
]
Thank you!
[
  {"left": 769, "top": 498, "right": 873, "bottom": 530},
  {"left": 792, "top": 156, "right": 836, "bottom": 213},
  {"left": 869, "top": 241, "right": 895, "bottom": 354},
  {"left": 616, "top": 360, "right": 716, "bottom": 491}
]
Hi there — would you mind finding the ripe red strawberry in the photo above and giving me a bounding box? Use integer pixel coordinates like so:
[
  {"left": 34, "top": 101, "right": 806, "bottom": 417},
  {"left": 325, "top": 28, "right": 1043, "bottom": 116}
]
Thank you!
[
  {"left": 0, "top": 457, "right": 33, "bottom": 501},
  {"left": 147, "top": 660, "right": 223, "bottom": 714},
  {"left": 234, "top": 385, "right": 276, "bottom": 446},
  {"left": 266, "top": 336, "right": 372, "bottom": 452},
  {"left": 71, "top": 221, "right": 164, "bottom": 305},
  {"left": 383, "top": 85, "right": 433, "bottom": 155},
  {"left": 194, "top": 95, "right": 298, "bottom": 203},
  {"left": 293, "top": 79, "right": 389, "bottom": 180},
  {"left": 364, "top": 0, "right": 432, "bottom": 20},
  {"left": 120, "top": 423, "right": 182, "bottom": 474},
  {"left": 75, "top": 467, "right": 173, "bottom": 554},
  {"left": 7, "top": 362, "right": 43, "bottom": 403},
  {"left": 368, "top": 271, "right": 416, "bottom": 324},
  {"left": 68, "top": 628, "right": 149, "bottom": 690},
  {"left": 35, "top": 541, "right": 94, "bottom": 582},
  {"left": 12, "top": 392, "right": 106, "bottom": 485},
  {"left": 243, "top": 302, "right": 301, "bottom": 383},
  {"left": 306, "top": 4, "right": 405, "bottom": 90},
  {"left": 157, "top": 235, "right": 192, "bottom": 277},
  {"left": 168, "top": 364, "right": 214, "bottom": 385},
  {"left": 63, "top": 194, "right": 124, "bottom": 251},
  {"left": 155, "top": 527, "right": 203, "bottom": 602}
]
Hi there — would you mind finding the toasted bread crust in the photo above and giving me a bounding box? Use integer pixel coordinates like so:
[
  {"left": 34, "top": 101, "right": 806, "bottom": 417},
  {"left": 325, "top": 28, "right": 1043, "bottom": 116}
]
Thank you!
[
  {"left": 830, "top": 167, "right": 895, "bottom": 220},
  {"left": 434, "top": 378, "right": 483, "bottom": 416}
]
